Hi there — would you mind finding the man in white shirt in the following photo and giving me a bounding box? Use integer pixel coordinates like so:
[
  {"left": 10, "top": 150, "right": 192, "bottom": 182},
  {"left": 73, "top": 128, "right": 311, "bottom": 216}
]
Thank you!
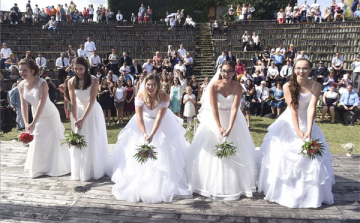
[
  {"left": 33, "top": 4, "right": 40, "bottom": 23},
  {"left": 310, "top": 0, "right": 320, "bottom": 12},
  {"left": 56, "top": 53, "right": 70, "bottom": 84},
  {"left": 142, "top": 59, "right": 154, "bottom": 74},
  {"left": 301, "top": 1, "right": 309, "bottom": 21},
  {"left": 1, "top": 43, "right": 12, "bottom": 69},
  {"left": 116, "top": 10, "right": 123, "bottom": 25},
  {"left": 211, "top": 20, "right": 220, "bottom": 35},
  {"left": 215, "top": 51, "right": 227, "bottom": 69},
  {"left": 267, "top": 61, "right": 280, "bottom": 88},
  {"left": 242, "top": 31, "right": 250, "bottom": 51},
  {"left": 35, "top": 52, "right": 47, "bottom": 77},
  {"left": 178, "top": 44, "right": 187, "bottom": 60},
  {"left": 280, "top": 60, "right": 293, "bottom": 83},
  {"left": 174, "top": 60, "right": 187, "bottom": 74},
  {"left": 256, "top": 81, "right": 270, "bottom": 116},
  {"left": 184, "top": 14, "right": 195, "bottom": 29},
  {"left": 77, "top": 44, "right": 88, "bottom": 59},
  {"left": 84, "top": 36, "right": 96, "bottom": 58},
  {"left": 183, "top": 52, "right": 193, "bottom": 77},
  {"left": 252, "top": 32, "right": 260, "bottom": 51},
  {"left": 89, "top": 50, "right": 101, "bottom": 75},
  {"left": 64, "top": 3, "right": 70, "bottom": 21},
  {"left": 332, "top": 52, "right": 344, "bottom": 81},
  {"left": 108, "top": 70, "right": 118, "bottom": 83},
  {"left": 275, "top": 43, "right": 286, "bottom": 56}
]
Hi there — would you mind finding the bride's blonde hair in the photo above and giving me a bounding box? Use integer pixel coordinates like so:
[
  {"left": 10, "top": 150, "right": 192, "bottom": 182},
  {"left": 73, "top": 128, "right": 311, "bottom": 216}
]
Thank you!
[{"left": 142, "top": 73, "right": 161, "bottom": 106}]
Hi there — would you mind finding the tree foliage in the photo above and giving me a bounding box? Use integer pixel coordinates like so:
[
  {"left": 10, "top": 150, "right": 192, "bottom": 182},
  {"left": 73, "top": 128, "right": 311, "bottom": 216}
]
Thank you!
[{"left": 108, "top": 0, "right": 295, "bottom": 22}]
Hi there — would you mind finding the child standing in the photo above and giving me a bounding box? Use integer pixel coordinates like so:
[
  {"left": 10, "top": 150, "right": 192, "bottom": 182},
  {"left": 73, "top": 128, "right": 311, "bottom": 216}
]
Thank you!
[{"left": 183, "top": 86, "right": 196, "bottom": 126}]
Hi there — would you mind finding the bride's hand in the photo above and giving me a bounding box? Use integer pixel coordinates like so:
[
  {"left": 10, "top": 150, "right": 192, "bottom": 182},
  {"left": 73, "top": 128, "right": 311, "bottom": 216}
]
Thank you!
[
  {"left": 218, "top": 127, "right": 226, "bottom": 137},
  {"left": 223, "top": 127, "right": 232, "bottom": 137},
  {"left": 26, "top": 122, "right": 35, "bottom": 134},
  {"left": 145, "top": 133, "right": 153, "bottom": 143},
  {"left": 296, "top": 129, "right": 305, "bottom": 139},
  {"left": 303, "top": 131, "right": 311, "bottom": 141},
  {"left": 75, "top": 118, "right": 84, "bottom": 130}
]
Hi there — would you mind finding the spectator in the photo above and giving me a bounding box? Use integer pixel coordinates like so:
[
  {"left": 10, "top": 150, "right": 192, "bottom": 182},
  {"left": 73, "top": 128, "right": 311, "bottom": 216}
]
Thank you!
[
  {"left": 313, "top": 61, "right": 328, "bottom": 84},
  {"left": 107, "top": 70, "right": 118, "bottom": 83},
  {"left": 266, "top": 61, "right": 280, "bottom": 88},
  {"left": 226, "top": 51, "right": 236, "bottom": 63},
  {"left": 153, "top": 51, "right": 162, "bottom": 63},
  {"left": 331, "top": 52, "right": 344, "bottom": 81},
  {"left": 146, "top": 6, "right": 153, "bottom": 22},
  {"left": 131, "top": 13, "right": 137, "bottom": 24},
  {"left": 321, "top": 83, "right": 339, "bottom": 124},
  {"left": 301, "top": 1, "right": 310, "bottom": 22},
  {"left": 77, "top": 44, "right": 87, "bottom": 59},
  {"left": 170, "top": 77, "right": 181, "bottom": 116},
  {"left": 242, "top": 31, "right": 250, "bottom": 51},
  {"left": 253, "top": 60, "right": 265, "bottom": 78},
  {"left": 296, "top": 50, "right": 309, "bottom": 61},
  {"left": 323, "top": 70, "right": 336, "bottom": 91},
  {"left": 139, "top": 4, "right": 146, "bottom": 18},
  {"left": 324, "top": 6, "right": 332, "bottom": 22},
  {"left": 172, "top": 52, "right": 181, "bottom": 65},
  {"left": 64, "top": 4, "right": 70, "bottom": 21},
  {"left": 271, "top": 49, "right": 285, "bottom": 71},
  {"left": 338, "top": 73, "right": 353, "bottom": 95},
  {"left": 44, "top": 16, "right": 57, "bottom": 33},
  {"left": 223, "top": 20, "right": 229, "bottom": 35},
  {"left": 113, "top": 79, "right": 126, "bottom": 124},
  {"left": 247, "top": 4, "right": 255, "bottom": 21},
  {"left": 256, "top": 81, "right": 270, "bottom": 116},
  {"left": 116, "top": 10, "right": 123, "bottom": 25},
  {"left": 200, "top": 77, "right": 209, "bottom": 98},
  {"left": 24, "top": 7, "right": 33, "bottom": 24},
  {"left": 45, "top": 77, "right": 57, "bottom": 104},
  {"left": 235, "top": 59, "right": 247, "bottom": 81},
  {"left": 189, "top": 75, "right": 199, "bottom": 100},
  {"left": 160, "top": 74, "right": 170, "bottom": 94},
  {"left": 183, "top": 52, "right": 194, "bottom": 77},
  {"left": 184, "top": 14, "right": 195, "bottom": 29},
  {"left": 84, "top": 36, "right": 96, "bottom": 58},
  {"left": 33, "top": 4, "right": 40, "bottom": 23},
  {"left": 351, "top": 55, "right": 360, "bottom": 94},
  {"left": 286, "top": 44, "right": 297, "bottom": 63},
  {"left": 252, "top": 70, "right": 263, "bottom": 86},
  {"left": 35, "top": 52, "right": 46, "bottom": 77},
  {"left": 56, "top": 53, "right": 69, "bottom": 84},
  {"left": 130, "top": 59, "right": 142, "bottom": 79},
  {"left": 153, "top": 60, "right": 162, "bottom": 74},
  {"left": 330, "top": 0, "right": 337, "bottom": 20},
  {"left": 285, "top": 3, "right": 293, "bottom": 23},
  {"left": 351, "top": 0, "right": 359, "bottom": 19},
  {"left": 169, "top": 16, "right": 176, "bottom": 30},
  {"left": 88, "top": 4, "right": 94, "bottom": 23},
  {"left": 98, "top": 78, "right": 113, "bottom": 126},
  {"left": 228, "top": 4, "right": 235, "bottom": 20},
  {"left": 162, "top": 58, "right": 173, "bottom": 73},
  {"left": 279, "top": 60, "right": 293, "bottom": 83},
  {"left": 236, "top": 5, "right": 241, "bottom": 20},
  {"left": 276, "top": 43, "right": 286, "bottom": 56},
  {"left": 142, "top": 59, "right": 154, "bottom": 74},
  {"left": 8, "top": 78, "right": 24, "bottom": 130},
  {"left": 120, "top": 52, "right": 132, "bottom": 67},
  {"left": 178, "top": 44, "right": 187, "bottom": 60},
  {"left": 277, "top": 8, "right": 285, "bottom": 24},
  {"left": 124, "top": 79, "right": 135, "bottom": 119},
  {"left": 211, "top": 20, "right": 220, "bottom": 35},
  {"left": 174, "top": 60, "right": 186, "bottom": 74},
  {"left": 334, "top": 0, "right": 346, "bottom": 22},
  {"left": 9, "top": 7, "right": 19, "bottom": 25},
  {"left": 67, "top": 45, "right": 76, "bottom": 64},
  {"left": 215, "top": 51, "right": 227, "bottom": 69},
  {"left": 109, "top": 48, "right": 120, "bottom": 76},
  {"left": 89, "top": 51, "right": 102, "bottom": 75},
  {"left": 269, "top": 81, "right": 285, "bottom": 118},
  {"left": 241, "top": 4, "right": 248, "bottom": 21},
  {"left": 314, "top": 8, "right": 322, "bottom": 23},
  {"left": 338, "top": 84, "right": 360, "bottom": 126},
  {"left": 1, "top": 43, "right": 12, "bottom": 69},
  {"left": 252, "top": 32, "right": 261, "bottom": 51}
]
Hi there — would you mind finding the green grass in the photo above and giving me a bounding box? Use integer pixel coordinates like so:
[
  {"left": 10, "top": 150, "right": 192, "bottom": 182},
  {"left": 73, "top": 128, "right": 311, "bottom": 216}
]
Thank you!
[{"left": 1, "top": 116, "right": 359, "bottom": 154}]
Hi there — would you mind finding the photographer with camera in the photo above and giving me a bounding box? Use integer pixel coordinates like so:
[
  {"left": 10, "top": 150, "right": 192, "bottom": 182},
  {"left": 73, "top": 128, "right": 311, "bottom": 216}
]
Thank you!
[{"left": 352, "top": 55, "right": 360, "bottom": 94}]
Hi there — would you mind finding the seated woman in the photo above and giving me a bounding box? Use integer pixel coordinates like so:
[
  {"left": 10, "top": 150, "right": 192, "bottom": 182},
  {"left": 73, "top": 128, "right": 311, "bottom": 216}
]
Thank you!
[
  {"left": 269, "top": 81, "right": 285, "bottom": 118},
  {"left": 320, "top": 83, "right": 339, "bottom": 124},
  {"left": 323, "top": 70, "right": 336, "bottom": 91}
]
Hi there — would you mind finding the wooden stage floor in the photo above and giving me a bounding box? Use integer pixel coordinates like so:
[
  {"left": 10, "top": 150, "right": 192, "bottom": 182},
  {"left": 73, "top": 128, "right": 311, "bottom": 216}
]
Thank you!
[{"left": 1, "top": 141, "right": 359, "bottom": 223}]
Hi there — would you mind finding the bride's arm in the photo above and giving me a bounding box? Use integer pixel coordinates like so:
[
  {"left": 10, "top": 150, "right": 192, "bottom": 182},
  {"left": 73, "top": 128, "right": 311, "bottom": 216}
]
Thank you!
[
  {"left": 304, "top": 82, "right": 321, "bottom": 140},
  {"left": 27, "top": 81, "right": 48, "bottom": 133},
  {"left": 135, "top": 94, "right": 147, "bottom": 139},
  {"left": 225, "top": 83, "right": 242, "bottom": 136},
  {"left": 68, "top": 79, "right": 78, "bottom": 122},
  {"left": 146, "top": 93, "right": 169, "bottom": 143},
  {"left": 18, "top": 84, "right": 29, "bottom": 129},
  {"left": 284, "top": 83, "right": 303, "bottom": 139},
  {"left": 209, "top": 83, "right": 224, "bottom": 135}
]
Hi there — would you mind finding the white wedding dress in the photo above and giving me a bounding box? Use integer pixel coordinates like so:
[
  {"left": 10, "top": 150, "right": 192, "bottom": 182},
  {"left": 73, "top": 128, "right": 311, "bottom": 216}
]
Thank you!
[
  {"left": 69, "top": 76, "right": 109, "bottom": 182},
  {"left": 20, "top": 78, "right": 70, "bottom": 178},
  {"left": 258, "top": 92, "right": 335, "bottom": 208},
  {"left": 185, "top": 93, "right": 258, "bottom": 200},
  {"left": 107, "top": 98, "right": 192, "bottom": 203}
]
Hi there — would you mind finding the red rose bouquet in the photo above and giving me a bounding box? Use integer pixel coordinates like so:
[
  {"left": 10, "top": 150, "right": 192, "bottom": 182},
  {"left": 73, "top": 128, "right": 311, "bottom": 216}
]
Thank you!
[
  {"left": 18, "top": 132, "right": 34, "bottom": 144},
  {"left": 299, "top": 138, "right": 324, "bottom": 159}
]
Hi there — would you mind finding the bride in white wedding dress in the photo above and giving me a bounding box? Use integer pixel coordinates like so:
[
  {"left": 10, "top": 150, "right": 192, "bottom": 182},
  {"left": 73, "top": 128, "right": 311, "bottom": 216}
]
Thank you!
[{"left": 185, "top": 60, "right": 258, "bottom": 200}]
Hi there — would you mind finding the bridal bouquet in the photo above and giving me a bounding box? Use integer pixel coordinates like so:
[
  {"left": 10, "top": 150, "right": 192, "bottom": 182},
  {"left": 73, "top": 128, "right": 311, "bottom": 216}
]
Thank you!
[
  {"left": 265, "top": 96, "right": 275, "bottom": 103},
  {"left": 62, "top": 130, "right": 87, "bottom": 150},
  {"left": 299, "top": 138, "right": 324, "bottom": 159},
  {"left": 134, "top": 143, "right": 158, "bottom": 164},
  {"left": 18, "top": 132, "right": 34, "bottom": 144},
  {"left": 214, "top": 138, "right": 237, "bottom": 158},
  {"left": 341, "top": 143, "right": 356, "bottom": 153}
]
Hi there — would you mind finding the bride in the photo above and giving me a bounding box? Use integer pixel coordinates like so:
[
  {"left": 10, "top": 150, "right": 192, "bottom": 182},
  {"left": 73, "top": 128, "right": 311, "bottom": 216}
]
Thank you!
[
  {"left": 185, "top": 60, "right": 258, "bottom": 200},
  {"left": 107, "top": 73, "right": 192, "bottom": 203}
]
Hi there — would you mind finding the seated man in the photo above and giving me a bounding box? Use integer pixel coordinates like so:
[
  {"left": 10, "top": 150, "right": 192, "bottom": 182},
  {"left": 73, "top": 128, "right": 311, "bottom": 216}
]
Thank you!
[
  {"left": 338, "top": 84, "right": 360, "bottom": 126},
  {"left": 313, "top": 61, "right": 328, "bottom": 84},
  {"left": 255, "top": 81, "right": 270, "bottom": 117},
  {"left": 89, "top": 50, "right": 102, "bottom": 75},
  {"left": 55, "top": 53, "right": 69, "bottom": 84},
  {"left": 183, "top": 52, "right": 193, "bottom": 77},
  {"left": 35, "top": 52, "right": 47, "bottom": 77}
]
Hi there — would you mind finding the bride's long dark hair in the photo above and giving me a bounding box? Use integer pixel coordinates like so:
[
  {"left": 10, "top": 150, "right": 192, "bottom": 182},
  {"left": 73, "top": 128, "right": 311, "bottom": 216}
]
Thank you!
[
  {"left": 73, "top": 57, "right": 92, "bottom": 90},
  {"left": 289, "top": 58, "right": 313, "bottom": 110}
]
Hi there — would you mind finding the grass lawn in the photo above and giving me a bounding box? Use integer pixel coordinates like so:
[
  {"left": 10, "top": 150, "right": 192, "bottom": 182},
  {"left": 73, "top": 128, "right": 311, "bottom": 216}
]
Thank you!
[{"left": 1, "top": 116, "right": 359, "bottom": 154}]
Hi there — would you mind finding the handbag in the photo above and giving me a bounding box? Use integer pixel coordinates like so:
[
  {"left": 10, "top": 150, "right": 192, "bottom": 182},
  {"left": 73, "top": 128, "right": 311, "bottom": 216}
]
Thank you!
[{"left": 239, "top": 15, "right": 244, "bottom": 20}]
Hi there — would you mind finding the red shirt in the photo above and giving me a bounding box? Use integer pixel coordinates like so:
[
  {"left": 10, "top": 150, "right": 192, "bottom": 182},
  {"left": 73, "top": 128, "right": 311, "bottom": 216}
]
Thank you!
[{"left": 235, "top": 64, "right": 246, "bottom": 75}]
